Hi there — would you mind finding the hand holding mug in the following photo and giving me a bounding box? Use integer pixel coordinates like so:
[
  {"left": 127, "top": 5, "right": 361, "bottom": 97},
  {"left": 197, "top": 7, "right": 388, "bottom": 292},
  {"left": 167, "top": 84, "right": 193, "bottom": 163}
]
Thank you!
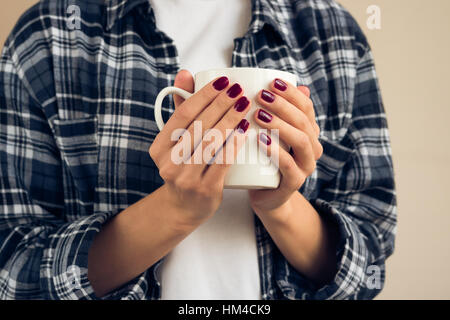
[
  {"left": 154, "top": 67, "right": 298, "bottom": 190},
  {"left": 149, "top": 71, "right": 251, "bottom": 227},
  {"left": 249, "top": 79, "right": 323, "bottom": 216}
]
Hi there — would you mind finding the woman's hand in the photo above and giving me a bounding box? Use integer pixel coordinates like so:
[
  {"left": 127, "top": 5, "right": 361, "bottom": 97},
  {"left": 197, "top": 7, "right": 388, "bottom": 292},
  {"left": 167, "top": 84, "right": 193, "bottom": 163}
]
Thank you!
[
  {"left": 89, "top": 70, "right": 252, "bottom": 297},
  {"left": 249, "top": 78, "right": 323, "bottom": 219},
  {"left": 150, "top": 70, "right": 252, "bottom": 229}
]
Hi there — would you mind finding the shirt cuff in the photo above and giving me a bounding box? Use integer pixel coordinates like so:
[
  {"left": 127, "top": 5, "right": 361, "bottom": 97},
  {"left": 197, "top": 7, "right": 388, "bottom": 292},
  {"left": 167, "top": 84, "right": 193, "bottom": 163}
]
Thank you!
[
  {"left": 40, "top": 210, "right": 158, "bottom": 300},
  {"left": 273, "top": 199, "right": 370, "bottom": 300}
]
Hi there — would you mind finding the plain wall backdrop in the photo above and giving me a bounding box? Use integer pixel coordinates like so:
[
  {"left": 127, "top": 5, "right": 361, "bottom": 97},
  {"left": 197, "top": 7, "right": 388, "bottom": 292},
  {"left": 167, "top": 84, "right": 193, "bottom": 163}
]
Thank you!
[{"left": 1, "top": 0, "right": 449, "bottom": 300}]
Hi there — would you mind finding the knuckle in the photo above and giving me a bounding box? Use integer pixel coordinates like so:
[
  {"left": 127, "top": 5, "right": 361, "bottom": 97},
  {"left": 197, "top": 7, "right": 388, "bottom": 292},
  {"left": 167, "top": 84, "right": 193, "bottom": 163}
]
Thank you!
[
  {"left": 296, "top": 132, "right": 310, "bottom": 148},
  {"left": 216, "top": 90, "right": 229, "bottom": 103},
  {"left": 304, "top": 99, "right": 314, "bottom": 111},
  {"left": 176, "top": 177, "right": 195, "bottom": 192},
  {"left": 316, "top": 143, "right": 324, "bottom": 159},
  {"left": 295, "top": 176, "right": 306, "bottom": 189},
  {"left": 159, "top": 165, "right": 175, "bottom": 182},
  {"left": 305, "top": 162, "right": 316, "bottom": 176},
  {"left": 202, "top": 140, "right": 219, "bottom": 162},
  {"left": 226, "top": 114, "right": 243, "bottom": 130},
  {"left": 288, "top": 174, "right": 305, "bottom": 190},
  {"left": 280, "top": 158, "right": 295, "bottom": 173},
  {"left": 149, "top": 143, "right": 158, "bottom": 160},
  {"left": 212, "top": 181, "right": 224, "bottom": 194},
  {"left": 149, "top": 139, "right": 164, "bottom": 161},
  {"left": 196, "top": 185, "right": 215, "bottom": 199},
  {"left": 214, "top": 94, "right": 234, "bottom": 112},
  {"left": 204, "top": 84, "right": 220, "bottom": 98},
  {"left": 315, "top": 123, "right": 321, "bottom": 136},
  {"left": 295, "top": 115, "right": 308, "bottom": 130},
  {"left": 175, "top": 106, "right": 193, "bottom": 122}
]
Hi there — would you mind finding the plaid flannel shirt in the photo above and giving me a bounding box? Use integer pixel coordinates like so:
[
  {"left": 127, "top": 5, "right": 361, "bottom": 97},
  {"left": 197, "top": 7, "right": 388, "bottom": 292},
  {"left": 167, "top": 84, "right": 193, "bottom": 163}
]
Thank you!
[{"left": 0, "top": 0, "right": 397, "bottom": 300}]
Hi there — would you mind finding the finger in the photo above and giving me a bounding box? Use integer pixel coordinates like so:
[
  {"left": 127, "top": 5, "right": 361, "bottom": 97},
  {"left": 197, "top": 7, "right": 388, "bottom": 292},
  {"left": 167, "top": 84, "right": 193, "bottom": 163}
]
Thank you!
[
  {"left": 189, "top": 97, "right": 251, "bottom": 174},
  {"left": 176, "top": 83, "right": 245, "bottom": 157},
  {"left": 202, "top": 119, "right": 250, "bottom": 184},
  {"left": 254, "top": 107, "right": 323, "bottom": 161},
  {"left": 297, "top": 85, "right": 310, "bottom": 98},
  {"left": 173, "top": 69, "right": 194, "bottom": 108},
  {"left": 297, "top": 86, "right": 319, "bottom": 138},
  {"left": 270, "top": 78, "right": 317, "bottom": 130},
  {"left": 257, "top": 132, "right": 306, "bottom": 192},
  {"left": 156, "top": 76, "right": 230, "bottom": 150},
  {"left": 257, "top": 89, "right": 319, "bottom": 140}
]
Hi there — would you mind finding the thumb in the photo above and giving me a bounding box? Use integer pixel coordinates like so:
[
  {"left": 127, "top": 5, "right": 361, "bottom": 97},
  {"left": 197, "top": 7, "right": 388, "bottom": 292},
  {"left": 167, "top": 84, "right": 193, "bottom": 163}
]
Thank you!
[{"left": 173, "top": 69, "right": 194, "bottom": 108}]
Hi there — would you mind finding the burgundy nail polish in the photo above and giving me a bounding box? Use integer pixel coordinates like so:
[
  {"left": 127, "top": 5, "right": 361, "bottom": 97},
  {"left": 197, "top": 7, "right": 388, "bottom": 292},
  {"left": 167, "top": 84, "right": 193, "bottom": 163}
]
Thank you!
[
  {"left": 236, "top": 119, "right": 249, "bottom": 133},
  {"left": 274, "top": 78, "right": 287, "bottom": 91},
  {"left": 213, "top": 76, "right": 229, "bottom": 91},
  {"left": 258, "top": 109, "right": 273, "bottom": 123},
  {"left": 227, "top": 83, "right": 242, "bottom": 98},
  {"left": 234, "top": 97, "right": 249, "bottom": 112},
  {"left": 261, "top": 90, "right": 275, "bottom": 103},
  {"left": 260, "top": 132, "right": 271, "bottom": 145}
]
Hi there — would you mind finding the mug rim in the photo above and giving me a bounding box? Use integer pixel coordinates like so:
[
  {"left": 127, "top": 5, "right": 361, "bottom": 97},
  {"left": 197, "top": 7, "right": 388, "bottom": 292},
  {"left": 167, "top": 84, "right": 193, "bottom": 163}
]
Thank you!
[{"left": 194, "top": 67, "right": 296, "bottom": 79}]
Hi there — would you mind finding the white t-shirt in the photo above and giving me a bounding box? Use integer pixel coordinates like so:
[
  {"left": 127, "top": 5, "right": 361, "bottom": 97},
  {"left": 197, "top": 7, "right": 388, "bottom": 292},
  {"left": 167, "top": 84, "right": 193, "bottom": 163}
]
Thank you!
[{"left": 149, "top": 0, "right": 261, "bottom": 300}]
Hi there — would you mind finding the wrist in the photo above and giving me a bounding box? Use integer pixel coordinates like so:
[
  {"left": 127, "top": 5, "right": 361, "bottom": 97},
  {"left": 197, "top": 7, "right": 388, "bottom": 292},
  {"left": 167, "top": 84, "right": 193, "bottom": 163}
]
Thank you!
[
  {"left": 158, "top": 184, "right": 205, "bottom": 233},
  {"left": 254, "top": 194, "right": 295, "bottom": 226}
]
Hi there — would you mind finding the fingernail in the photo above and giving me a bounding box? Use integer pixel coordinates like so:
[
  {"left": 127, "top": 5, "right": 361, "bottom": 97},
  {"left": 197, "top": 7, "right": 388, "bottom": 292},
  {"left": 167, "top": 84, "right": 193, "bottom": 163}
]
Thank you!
[
  {"left": 234, "top": 96, "right": 249, "bottom": 112},
  {"left": 213, "top": 76, "right": 229, "bottom": 91},
  {"left": 227, "top": 83, "right": 242, "bottom": 98},
  {"left": 274, "top": 78, "right": 287, "bottom": 91},
  {"left": 257, "top": 109, "right": 273, "bottom": 123},
  {"left": 261, "top": 90, "right": 275, "bottom": 103},
  {"left": 236, "top": 119, "right": 249, "bottom": 133},
  {"left": 259, "top": 132, "right": 271, "bottom": 145}
]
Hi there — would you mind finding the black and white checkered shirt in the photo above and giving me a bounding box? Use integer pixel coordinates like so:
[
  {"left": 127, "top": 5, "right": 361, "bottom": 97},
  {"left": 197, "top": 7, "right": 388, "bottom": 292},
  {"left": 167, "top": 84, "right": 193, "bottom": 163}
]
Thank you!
[{"left": 0, "top": 0, "right": 396, "bottom": 299}]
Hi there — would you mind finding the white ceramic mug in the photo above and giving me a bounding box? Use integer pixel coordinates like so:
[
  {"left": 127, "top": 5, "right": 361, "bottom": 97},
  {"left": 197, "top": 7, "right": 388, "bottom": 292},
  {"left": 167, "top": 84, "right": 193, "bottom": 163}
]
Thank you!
[{"left": 153, "top": 67, "right": 297, "bottom": 189}]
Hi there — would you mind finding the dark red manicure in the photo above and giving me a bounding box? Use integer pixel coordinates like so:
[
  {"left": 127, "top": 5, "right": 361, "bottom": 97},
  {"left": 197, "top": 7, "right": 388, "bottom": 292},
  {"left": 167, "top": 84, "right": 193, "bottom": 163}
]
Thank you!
[
  {"left": 213, "top": 76, "right": 229, "bottom": 91},
  {"left": 259, "top": 132, "right": 271, "bottom": 145},
  {"left": 261, "top": 90, "right": 275, "bottom": 103},
  {"left": 227, "top": 83, "right": 242, "bottom": 98},
  {"left": 257, "top": 109, "right": 273, "bottom": 123},
  {"left": 274, "top": 78, "right": 287, "bottom": 91},
  {"left": 236, "top": 119, "right": 250, "bottom": 133},
  {"left": 234, "top": 97, "right": 249, "bottom": 112}
]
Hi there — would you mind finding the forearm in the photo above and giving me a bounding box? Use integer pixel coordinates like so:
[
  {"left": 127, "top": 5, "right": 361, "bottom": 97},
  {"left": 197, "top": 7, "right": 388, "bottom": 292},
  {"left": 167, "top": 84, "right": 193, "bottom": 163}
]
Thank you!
[
  {"left": 88, "top": 184, "right": 198, "bottom": 298},
  {"left": 254, "top": 191, "right": 339, "bottom": 285}
]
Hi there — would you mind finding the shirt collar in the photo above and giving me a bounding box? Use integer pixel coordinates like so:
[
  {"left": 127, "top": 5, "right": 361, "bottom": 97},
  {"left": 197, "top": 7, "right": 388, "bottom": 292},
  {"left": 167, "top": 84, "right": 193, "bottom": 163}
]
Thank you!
[
  {"left": 105, "top": 0, "right": 150, "bottom": 31},
  {"left": 105, "top": 0, "right": 294, "bottom": 47},
  {"left": 248, "top": 0, "right": 295, "bottom": 47}
]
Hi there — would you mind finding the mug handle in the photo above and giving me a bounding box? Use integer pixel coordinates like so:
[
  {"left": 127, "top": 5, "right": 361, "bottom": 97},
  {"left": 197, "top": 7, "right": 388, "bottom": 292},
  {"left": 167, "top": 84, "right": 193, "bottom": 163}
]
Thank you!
[{"left": 154, "top": 86, "right": 193, "bottom": 130}]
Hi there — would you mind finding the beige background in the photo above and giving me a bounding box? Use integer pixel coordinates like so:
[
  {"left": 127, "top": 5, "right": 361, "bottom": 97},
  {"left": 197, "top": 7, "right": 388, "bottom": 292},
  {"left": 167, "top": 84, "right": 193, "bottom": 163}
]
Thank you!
[{"left": 1, "top": 0, "right": 449, "bottom": 299}]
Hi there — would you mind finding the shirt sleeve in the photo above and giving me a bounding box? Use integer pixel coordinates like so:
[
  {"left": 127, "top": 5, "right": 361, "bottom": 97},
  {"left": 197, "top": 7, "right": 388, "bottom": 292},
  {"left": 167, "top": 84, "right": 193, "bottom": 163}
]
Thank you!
[
  {"left": 0, "top": 44, "right": 155, "bottom": 300},
  {"left": 274, "top": 46, "right": 397, "bottom": 300}
]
